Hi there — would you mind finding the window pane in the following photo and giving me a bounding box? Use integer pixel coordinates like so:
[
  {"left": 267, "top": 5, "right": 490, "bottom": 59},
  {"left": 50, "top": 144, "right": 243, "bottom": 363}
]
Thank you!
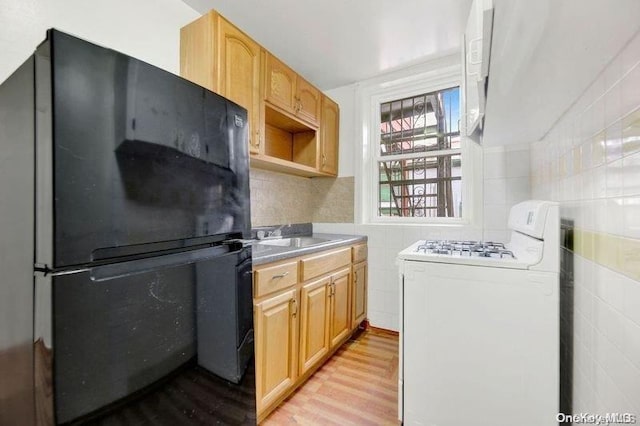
[
  {"left": 378, "top": 154, "right": 462, "bottom": 218},
  {"left": 380, "top": 87, "right": 460, "bottom": 156},
  {"left": 377, "top": 86, "right": 462, "bottom": 219}
]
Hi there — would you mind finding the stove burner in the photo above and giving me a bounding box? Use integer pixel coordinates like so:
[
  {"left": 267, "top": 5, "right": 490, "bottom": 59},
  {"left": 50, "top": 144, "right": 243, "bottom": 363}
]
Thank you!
[{"left": 414, "top": 240, "right": 516, "bottom": 259}]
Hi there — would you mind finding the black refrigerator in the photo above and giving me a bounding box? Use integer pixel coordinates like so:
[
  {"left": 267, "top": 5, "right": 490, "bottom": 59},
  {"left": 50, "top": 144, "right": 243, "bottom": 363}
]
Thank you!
[{"left": 0, "top": 29, "right": 256, "bottom": 424}]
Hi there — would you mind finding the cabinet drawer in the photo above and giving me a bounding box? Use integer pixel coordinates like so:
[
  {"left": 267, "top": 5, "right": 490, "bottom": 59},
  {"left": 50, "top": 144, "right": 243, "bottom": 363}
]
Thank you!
[
  {"left": 352, "top": 244, "right": 367, "bottom": 263},
  {"left": 254, "top": 261, "right": 298, "bottom": 298},
  {"left": 301, "top": 247, "right": 351, "bottom": 281}
]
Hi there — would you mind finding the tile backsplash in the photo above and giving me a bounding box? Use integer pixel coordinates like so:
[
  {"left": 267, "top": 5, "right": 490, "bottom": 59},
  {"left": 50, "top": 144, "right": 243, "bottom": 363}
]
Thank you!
[
  {"left": 531, "top": 29, "right": 640, "bottom": 417},
  {"left": 249, "top": 169, "right": 354, "bottom": 226}
]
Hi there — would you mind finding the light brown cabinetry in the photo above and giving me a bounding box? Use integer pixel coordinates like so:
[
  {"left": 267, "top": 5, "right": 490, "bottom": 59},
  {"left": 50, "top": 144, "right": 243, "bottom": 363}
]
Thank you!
[
  {"left": 181, "top": 10, "right": 339, "bottom": 177},
  {"left": 328, "top": 267, "right": 351, "bottom": 348},
  {"left": 180, "top": 11, "right": 263, "bottom": 153},
  {"left": 300, "top": 247, "right": 351, "bottom": 281},
  {"left": 253, "top": 242, "right": 367, "bottom": 422},
  {"left": 264, "top": 54, "right": 296, "bottom": 114},
  {"left": 298, "top": 277, "right": 330, "bottom": 376},
  {"left": 254, "top": 288, "right": 299, "bottom": 414},
  {"left": 320, "top": 95, "right": 339, "bottom": 175},
  {"left": 253, "top": 260, "right": 298, "bottom": 298},
  {"left": 294, "top": 77, "right": 321, "bottom": 127},
  {"left": 351, "top": 261, "right": 367, "bottom": 329},
  {"left": 264, "top": 53, "right": 321, "bottom": 128},
  {"left": 351, "top": 244, "right": 368, "bottom": 329}
]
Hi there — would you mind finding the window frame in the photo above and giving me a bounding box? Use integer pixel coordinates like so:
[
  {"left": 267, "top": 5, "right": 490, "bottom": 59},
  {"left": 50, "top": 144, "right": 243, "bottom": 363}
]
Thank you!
[{"left": 356, "top": 61, "right": 482, "bottom": 226}]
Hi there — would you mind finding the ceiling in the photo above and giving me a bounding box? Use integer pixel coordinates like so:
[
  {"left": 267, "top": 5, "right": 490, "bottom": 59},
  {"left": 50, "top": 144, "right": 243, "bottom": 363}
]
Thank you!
[{"left": 181, "top": 0, "right": 473, "bottom": 90}]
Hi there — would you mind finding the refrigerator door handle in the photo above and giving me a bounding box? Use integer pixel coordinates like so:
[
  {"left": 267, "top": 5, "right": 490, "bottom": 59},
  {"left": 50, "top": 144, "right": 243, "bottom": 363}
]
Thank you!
[{"left": 90, "top": 245, "right": 235, "bottom": 282}]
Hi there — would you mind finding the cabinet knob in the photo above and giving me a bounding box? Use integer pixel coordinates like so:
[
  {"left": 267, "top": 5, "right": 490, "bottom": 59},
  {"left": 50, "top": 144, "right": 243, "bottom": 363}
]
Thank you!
[
  {"left": 322, "top": 154, "right": 326, "bottom": 166},
  {"left": 272, "top": 271, "right": 289, "bottom": 279},
  {"left": 290, "top": 298, "right": 297, "bottom": 316}
]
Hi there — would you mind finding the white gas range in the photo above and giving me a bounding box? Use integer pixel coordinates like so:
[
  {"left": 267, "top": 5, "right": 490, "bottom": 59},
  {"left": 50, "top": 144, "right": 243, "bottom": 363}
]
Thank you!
[{"left": 397, "top": 200, "right": 560, "bottom": 426}]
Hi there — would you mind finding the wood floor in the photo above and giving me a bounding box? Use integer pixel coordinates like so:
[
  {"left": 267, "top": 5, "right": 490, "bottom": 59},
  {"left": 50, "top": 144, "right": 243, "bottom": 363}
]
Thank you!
[{"left": 264, "top": 329, "right": 399, "bottom": 426}]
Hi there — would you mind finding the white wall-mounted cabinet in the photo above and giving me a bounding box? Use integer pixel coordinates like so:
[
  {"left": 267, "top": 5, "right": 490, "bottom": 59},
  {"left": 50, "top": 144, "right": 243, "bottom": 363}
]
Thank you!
[
  {"left": 482, "top": 0, "right": 640, "bottom": 147},
  {"left": 462, "top": 0, "right": 493, "bottom": 143}
]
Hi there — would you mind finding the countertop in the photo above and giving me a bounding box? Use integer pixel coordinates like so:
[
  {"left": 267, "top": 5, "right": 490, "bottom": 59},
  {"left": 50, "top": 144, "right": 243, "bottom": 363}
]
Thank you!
[{"left": 250, "top": 233, "right": 367, "bottom": 266}]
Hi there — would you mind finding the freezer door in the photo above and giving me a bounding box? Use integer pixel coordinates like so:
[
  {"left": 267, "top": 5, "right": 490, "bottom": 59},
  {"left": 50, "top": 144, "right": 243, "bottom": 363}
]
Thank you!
[
  {"left": 52, "top": 245, "right": 254, "bottom": 423},
  {"left": 47, "top": 30, "right": 250, "bottom": 267}
]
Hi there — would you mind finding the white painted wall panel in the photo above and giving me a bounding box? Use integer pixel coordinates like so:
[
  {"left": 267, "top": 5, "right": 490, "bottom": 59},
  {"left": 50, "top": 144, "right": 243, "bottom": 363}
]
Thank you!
[{"left": 0, "top": 0, "right": 199, "bottom": 84}]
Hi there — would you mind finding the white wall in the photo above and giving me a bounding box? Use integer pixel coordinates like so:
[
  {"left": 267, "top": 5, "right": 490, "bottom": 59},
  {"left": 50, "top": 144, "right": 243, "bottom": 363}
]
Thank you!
[
  {"left": 531, "top": 29, "right": 640, "bottom": 416},
  {"left": 0, "top": 0, "right": 199, "bottom": 349},
  {"left": 0, "top": 0, "right": 199, "bottom": 83},
  {"left": 483, "top": 144, "right": 531, "bottom": 243}
]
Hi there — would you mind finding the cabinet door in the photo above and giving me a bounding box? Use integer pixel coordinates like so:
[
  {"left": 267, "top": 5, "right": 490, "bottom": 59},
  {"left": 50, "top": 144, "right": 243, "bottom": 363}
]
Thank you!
[
  {"left": 254, "top": 289, "right": 298, "bottom": 413},
  {"left": 264, "top": 53, "right": 296, "bottom": 114},
  {"left": 351, "top": 261, "right": 367, "bottom": 329},
  {"left": 295, "top": 77, "right": 321, "bottom": 127},
  {"left": 299, "top": 277, "right": 330, "bottom": 376},
  {"left": 329, "top": 267, "right": 351, "bottom": 348},
  {"left": 218, "top": 18, "right": 262, "bottom": 154},
  {"left": 320, "top": 95, "right": 339, "bottom": 175}
]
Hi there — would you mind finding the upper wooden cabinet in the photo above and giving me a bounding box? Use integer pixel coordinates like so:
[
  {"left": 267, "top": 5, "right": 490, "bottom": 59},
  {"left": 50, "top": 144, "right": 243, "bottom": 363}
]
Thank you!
[
  {"left": 180, "top": 11, "right": 263, "bottom": 154},
  {"left": 181, "top": 10, "right": 339, "bottom": 177},
  {"left": 320, "top": 95, "right": 339, "bottom": 175},
  {"left": 294, "top": 77, "right": 321, "bottom": 127},
  {"left": 264, "top": 54, "right": 296, "bottom": 114},
  {"left": 264, "top": 53, "right": 321, "bottom": 128}
]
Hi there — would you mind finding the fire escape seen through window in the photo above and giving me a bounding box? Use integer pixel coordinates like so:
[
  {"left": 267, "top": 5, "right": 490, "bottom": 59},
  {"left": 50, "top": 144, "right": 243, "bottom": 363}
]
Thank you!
[{"left": 378, "top": 87, "right": 461, "bottom": 218}]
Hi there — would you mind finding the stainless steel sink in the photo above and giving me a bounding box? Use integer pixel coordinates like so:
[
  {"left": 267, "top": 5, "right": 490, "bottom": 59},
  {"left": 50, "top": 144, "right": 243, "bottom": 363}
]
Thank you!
[{"left": 257, "top": 236, "right": 331, "bottom": 248}]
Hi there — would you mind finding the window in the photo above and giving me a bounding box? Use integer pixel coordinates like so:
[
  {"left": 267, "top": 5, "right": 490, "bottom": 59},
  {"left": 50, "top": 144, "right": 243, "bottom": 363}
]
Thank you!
[
  {"left": 377, "top": 87, "right": 461, "bottom": 218},
  {"left": 356, "top": 59, "right": 480, "bottom": 226}
]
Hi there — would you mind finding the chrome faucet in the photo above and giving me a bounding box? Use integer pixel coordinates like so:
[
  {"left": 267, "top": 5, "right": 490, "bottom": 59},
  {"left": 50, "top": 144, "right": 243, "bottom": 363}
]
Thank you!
[
  {"left": 269, "top": 228, "right": 282, "bottom": 237},
  {"left": 256, "top": 226, "right": 285, "bottom": 240}
]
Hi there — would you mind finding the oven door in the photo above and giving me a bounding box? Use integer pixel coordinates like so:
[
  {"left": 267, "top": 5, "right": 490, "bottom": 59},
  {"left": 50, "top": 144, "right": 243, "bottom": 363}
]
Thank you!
[{"left": 196, "top": 246, "right": 254, "bottom": 383}]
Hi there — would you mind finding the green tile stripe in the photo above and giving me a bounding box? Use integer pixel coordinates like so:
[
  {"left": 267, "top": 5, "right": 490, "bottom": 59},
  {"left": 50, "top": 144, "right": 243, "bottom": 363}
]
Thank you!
[{"left": 573, "top": 228, "right": 640, "bottom": 281}]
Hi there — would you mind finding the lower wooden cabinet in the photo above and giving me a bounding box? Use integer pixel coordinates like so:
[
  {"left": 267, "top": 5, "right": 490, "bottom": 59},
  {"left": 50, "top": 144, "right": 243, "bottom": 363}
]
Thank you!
[
  {"left": 351, "top": 261, "right": 368, "bottom": 329},
  {"left": 254, "top": 288, "right": 298, "bottom": 414},
  {"left": 253, "top": 243, "right": 367, "bottom": 422},
  {"left": 329, "top": 267, "right": 351, "bottom": 348},
  {"left": 298, "top": 277, "right": 330, "bottom": 376}
]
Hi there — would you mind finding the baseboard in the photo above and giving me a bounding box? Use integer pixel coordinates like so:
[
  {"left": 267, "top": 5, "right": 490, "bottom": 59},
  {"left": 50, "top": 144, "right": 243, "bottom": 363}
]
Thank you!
[{"left": 366, "top": 321, "right": 399, "bottom": 336}]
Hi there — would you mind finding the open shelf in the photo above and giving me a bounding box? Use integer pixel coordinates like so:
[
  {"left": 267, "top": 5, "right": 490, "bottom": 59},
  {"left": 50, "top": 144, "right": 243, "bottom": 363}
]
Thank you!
[{"left": 263, "top": 104, "right": 318, "bottom": 170}]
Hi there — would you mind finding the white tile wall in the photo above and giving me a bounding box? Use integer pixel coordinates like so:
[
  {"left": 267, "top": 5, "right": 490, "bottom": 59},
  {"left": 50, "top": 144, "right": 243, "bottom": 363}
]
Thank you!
[
  {"left": 483, "top": 145, "right": 532, "bottom": 244},
  {"left": 572, "top": 256, "right": 640, "bottom": 415},
  {"left": 532, "top": 29, "right": 640, "bottom": 417}
]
